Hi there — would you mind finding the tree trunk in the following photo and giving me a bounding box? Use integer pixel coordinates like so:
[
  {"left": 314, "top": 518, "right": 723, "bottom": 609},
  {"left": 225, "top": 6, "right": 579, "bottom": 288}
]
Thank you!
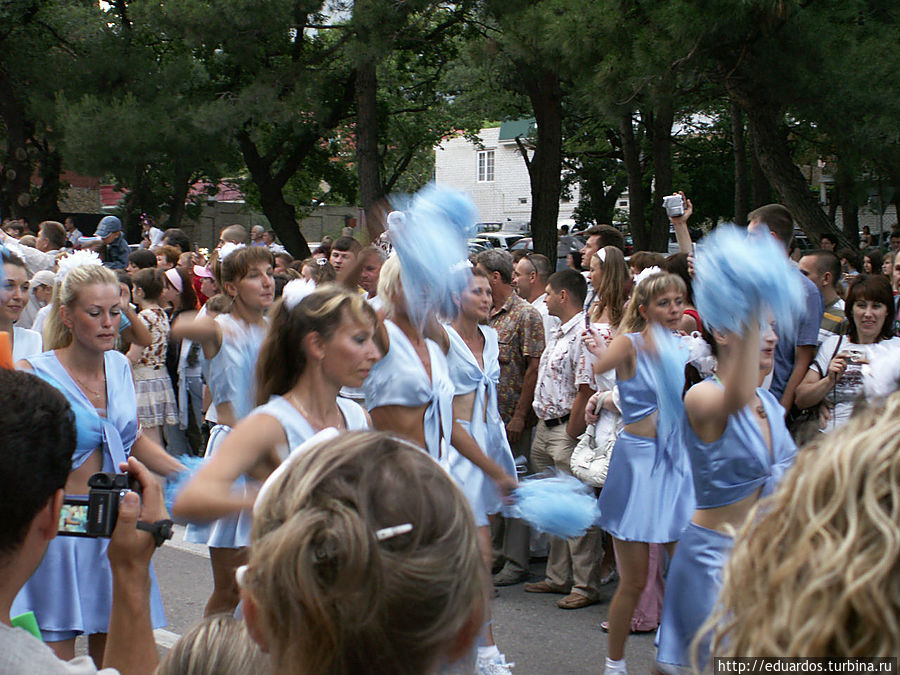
[
  {"left": 520, "top": 67, "right": 563, "bottom": 264},
  {"left": 731, "top": 101, "right": 748, "bottom": 225},
  {"left": 355, "top": 58, "right": 384, "bottom": 240},
  {"left": 238, "top": 132, "right": 311, "bottom": 259},
  {"left": 620, "top": 110, "right": 648, "bottom": 250},
  {"left": 646, "top": 97, "right": 674, "bottom": 252},
  {"left": 166, "top": 168, "right": 191, "bottom": 230},
  {"left": 836, "top": 168, "right": 859, "bottom": 249},
  {"left": 0, "top": 71, "right": 38, "bottom": 224},
  {"left": 749, "top": 131, "right": 771, "bottom": 210},
  {"left": 741, "top": 103, "right": 851, "bottom": 249}
]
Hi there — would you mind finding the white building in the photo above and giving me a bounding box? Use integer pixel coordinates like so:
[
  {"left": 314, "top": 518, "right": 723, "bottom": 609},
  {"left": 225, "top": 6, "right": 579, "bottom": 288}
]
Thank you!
[{"left": 434, "top": 119, "right": 580, "bottom": 227}]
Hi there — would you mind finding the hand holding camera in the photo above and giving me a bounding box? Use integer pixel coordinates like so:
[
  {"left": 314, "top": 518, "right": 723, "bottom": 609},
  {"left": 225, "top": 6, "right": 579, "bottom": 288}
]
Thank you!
[{"left": 58, "top": 457, "right": 173, "bottom": 565}]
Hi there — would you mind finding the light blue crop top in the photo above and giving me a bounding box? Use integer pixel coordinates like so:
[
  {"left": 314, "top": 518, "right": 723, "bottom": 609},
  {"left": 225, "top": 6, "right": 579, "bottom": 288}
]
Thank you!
[
  {"left": 617, "top": 333, "right": 659, "bottom": 425},
  {"left": 445, "top": 323, "right": 503, "bottom": 435},
  {"left": 684, "top": 383, "right": 797, "bottom": 509},
  {"left": 206, "top": 314, "right": 268, "bottom": 422},
  {"left": 363, "top": 319, "right": 454, "bottom": 460},
  {"left": 252, "top": 395, "right": 370, "bottom": 460},
  {"left": 26, "top": 350, "right": 137, "bottom": 474}
]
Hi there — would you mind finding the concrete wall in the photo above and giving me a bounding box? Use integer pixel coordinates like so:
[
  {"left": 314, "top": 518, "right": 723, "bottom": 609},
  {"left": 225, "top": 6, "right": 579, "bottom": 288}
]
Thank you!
[{"left": 180, "top": 202, "right": 366, "bottom": 250}]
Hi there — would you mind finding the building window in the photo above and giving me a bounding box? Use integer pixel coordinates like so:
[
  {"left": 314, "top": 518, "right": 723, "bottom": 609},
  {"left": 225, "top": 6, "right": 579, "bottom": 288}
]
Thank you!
[
  {"left": 519, "top": 197, "right": 528, "bottom": 204},
  {"left": 477, "top": 150, "right": 495, "bottom": 182}
]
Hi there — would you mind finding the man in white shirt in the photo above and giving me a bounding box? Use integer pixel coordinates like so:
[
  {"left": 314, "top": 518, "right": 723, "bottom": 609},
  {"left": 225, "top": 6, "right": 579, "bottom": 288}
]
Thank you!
[
  {"left": 0, "top": 370, "right": 170, "bottom": 675},
  {"left": 0, "top": 220, "right": 67, "bottom": 274},
  {"left": 63, "top": 217, "right": 83, "bottom": 249},
  {"left": 523, "top": 269, "right": 603, "bottom": 610},
  {"left": 513, "top": 252, "right": 560, "bottom": 339}
]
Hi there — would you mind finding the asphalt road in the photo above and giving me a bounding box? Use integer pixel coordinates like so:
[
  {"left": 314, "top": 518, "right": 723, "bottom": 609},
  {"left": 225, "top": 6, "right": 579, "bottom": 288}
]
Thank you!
[{"left": 125, "top": 526, "right": 659, "bottom": 674}]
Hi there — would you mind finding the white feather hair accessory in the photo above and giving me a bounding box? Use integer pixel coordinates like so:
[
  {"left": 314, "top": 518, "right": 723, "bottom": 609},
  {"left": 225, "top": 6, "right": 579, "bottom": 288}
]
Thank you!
[
  {"left": 56, "top": 249, "right": 102, "bottom": 282},
  {"left": 632, "top": 265, "right": 663, "bottom": 288},
  {"left": 218, "top": 242, "right": 245, "bottom": 261},
  {"left": 281, "top": 278, "right": 317, "bottom": 310}
]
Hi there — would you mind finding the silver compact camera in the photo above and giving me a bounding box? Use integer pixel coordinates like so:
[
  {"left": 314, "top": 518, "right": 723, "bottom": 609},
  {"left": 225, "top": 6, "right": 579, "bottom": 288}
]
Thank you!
[{"left": 663, "top": 194, "right": 684, "bottom": 218}]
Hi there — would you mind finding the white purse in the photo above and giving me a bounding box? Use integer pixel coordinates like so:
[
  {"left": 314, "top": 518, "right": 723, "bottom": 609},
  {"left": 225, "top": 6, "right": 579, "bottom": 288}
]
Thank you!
[{"left": 570, "top": 390, "right": 621, "bottom": 488}]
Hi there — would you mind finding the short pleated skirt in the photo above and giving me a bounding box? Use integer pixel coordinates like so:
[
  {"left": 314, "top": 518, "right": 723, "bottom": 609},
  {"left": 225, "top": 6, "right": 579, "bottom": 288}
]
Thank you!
[
  {"left": 597, "top": 431, "right": 694, "bottom": 543},
  {"left": 10, "top": 534, "right": 166, "bottom": 640},
  {"left": 134, "top": 366, "right": 178, "bottom": 428},
  {"left": 445, "top": 419, "right": 516, "bottom": 527},
  {"left": 656, "top": 521, "right": 734, "bottom": 669},
  {"left": 183, "top": 424, "right": 256, "bottom": 549}
]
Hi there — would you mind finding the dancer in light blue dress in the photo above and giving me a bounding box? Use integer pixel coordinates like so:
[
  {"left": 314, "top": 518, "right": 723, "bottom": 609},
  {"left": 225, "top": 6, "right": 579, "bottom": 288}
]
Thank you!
[
  {"left": 175, "top": 285, "right": 380, "bottom": 536},
  {"left": 583, "top": 271, "right": 695, "bottom": 675},
  {"left": 12, "top": 262, "right": 181, "bottom": 663},
  {"left": 444, "top": 277, "right": 517, "bottom": 527},
  {"left": 655, "top": 318, "right": 796, "bottom": 672},
  {"left": 172, "top": 244, "right": 275, "bottom": 616},
  {"left": 443, "top": 268, "right": 518, "bottom": 674}
]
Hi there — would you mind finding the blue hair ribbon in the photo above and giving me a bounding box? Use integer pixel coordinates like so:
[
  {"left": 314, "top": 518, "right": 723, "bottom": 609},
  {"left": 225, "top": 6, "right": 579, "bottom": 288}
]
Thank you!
[{"left": 388, "top": 184, "right": 476, "bottom": 331}]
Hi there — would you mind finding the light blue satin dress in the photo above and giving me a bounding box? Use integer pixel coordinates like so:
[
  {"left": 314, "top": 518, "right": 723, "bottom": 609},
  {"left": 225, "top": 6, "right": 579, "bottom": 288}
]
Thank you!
[
  {"left": 597, "top": 332, "right": 694, "bottom": 543},
  {"left": 252, "top": 394, "right": 370, "bottom": 460},
  {"left": 656, "top": 383, "right": 797, "bottom": 670},
  {"left": 184, "top": 314, "right": 268, "bottom": 548},
  {"left": 12, "top": 351, "right": 166, "bottom": 641},
  {"left": 363, "top": 319, "right": 454, "bottom": 460},
  {"left": 444, "top": 325, "right": 517, "bottom": 527}
]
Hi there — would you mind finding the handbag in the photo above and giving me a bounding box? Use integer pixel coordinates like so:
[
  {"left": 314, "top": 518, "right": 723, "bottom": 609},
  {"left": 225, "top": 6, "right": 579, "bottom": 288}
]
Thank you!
[
  {"left": 788, "top": 333, "right": 843, "bottom": 445},
  {"left": 570, "top": 391, "right": 621, "bottom": 488}
]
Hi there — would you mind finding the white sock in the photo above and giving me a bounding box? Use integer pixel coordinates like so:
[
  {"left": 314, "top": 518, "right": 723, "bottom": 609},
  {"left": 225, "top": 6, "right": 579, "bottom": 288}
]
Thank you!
[
  {"left": 478, "top": 645, "right": 501, "bottom": 661},
  {"left": 605, "top": 657, "right": 627, "bottom": 675}
]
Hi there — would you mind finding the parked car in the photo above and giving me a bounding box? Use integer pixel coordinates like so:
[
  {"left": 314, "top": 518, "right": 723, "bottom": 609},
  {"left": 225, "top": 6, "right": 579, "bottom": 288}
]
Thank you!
[
  {"left": 481, "top": 233, "right": 525, "bottom": 250},
  {"left": 510, "top": 237, "right": 533, "bottom": 251}
]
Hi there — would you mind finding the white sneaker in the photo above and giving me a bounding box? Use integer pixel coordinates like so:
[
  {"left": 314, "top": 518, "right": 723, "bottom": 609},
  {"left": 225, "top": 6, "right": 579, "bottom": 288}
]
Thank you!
[
  {"left": 477, "top": 653, "right": 515, "bottom": 675},
  {"left": 604, "top": 657, "right": 627, "bottom": 675}
]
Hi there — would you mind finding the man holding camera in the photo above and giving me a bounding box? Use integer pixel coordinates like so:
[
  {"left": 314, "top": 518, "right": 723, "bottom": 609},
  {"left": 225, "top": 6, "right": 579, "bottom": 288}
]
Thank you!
[{"left": 0, "top": 369, "right": 167, "bottom": 675}]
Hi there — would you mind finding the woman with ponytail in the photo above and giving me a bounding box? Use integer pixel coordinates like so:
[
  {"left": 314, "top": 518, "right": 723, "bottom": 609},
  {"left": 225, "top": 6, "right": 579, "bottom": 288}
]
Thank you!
[
  {"left": 12, "top": 254, "right": 181, "bottom": 664},
  {"left": 238, "top": 431, "right": 487, "bottom": 675},
  {"left": 582, "top": 270, "right": 695, "bottom": 675},
  {"left": 172, "top": 244, "right": 275, "bottom": 616},
  {"left": 174, "top": 283, "right": 381, "bottom": 527}
]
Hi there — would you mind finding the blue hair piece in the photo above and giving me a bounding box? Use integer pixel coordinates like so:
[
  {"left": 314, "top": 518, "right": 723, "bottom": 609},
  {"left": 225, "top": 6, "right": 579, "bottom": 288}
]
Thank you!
[
  {"left": 164, "top": 455, "right": 206, "bottom": 513},
  {"left": 505, "top": 472, "right": 600, "bottom": 539},
  {"left": 693, "top": 224, "right": 805, "bottom": 339},
  {"left": 649, "top": 324, "right": 689, "bottom": 464},
  {"left": 388, "top": 183, "right": 476, "bottom": 331}
]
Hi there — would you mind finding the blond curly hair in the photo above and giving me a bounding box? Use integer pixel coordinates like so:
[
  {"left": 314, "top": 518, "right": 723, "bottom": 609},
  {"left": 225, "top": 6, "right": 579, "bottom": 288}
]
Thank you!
[{"left": 704, "top": 394, "right": 900, "bottom": 660}]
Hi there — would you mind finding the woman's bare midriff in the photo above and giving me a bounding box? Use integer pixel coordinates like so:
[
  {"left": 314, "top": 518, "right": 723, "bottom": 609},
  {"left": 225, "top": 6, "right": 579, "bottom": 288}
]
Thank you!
[
  {"left": 65, "top": 448, "right": 103, "bottom": 495},
  {"left": 624, "top": 411, "right": 658, "bottom": 439},
  {"left": 691, "top": 489, "right": 762, "bottom": 534},
  {"left": 452, "top": 391, "right": 487, "bottom": 426},
  {"left": 370, "top": 403, "right": 430, "bottom": 450}
]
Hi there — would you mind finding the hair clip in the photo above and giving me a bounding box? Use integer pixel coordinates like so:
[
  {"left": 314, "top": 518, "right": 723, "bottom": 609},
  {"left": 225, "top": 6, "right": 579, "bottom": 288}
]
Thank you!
[
  {"left": 632, "top": 265, "right": 663, "bottom": 288},
  {"left": 316, "top": 257, "right": 327, "bottom": 266},
  {"left": 597, "top": 248, "right": 607, "bottom": 263},
  {"left": 375, "top": 523, "right": 414, "bottom": 541},
  {"left": 219, "top": 242, "right": 245, "bottom": 261},
  {"left": 235, "top": 564, "right": 249, "bottom": 588},
  {"left": 282, "top": 278, "right": 317, "bottom": 310}
]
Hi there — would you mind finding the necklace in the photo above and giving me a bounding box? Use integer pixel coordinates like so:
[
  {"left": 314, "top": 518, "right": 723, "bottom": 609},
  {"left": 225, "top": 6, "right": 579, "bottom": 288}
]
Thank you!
[
  {"left": 287, "top": 392, "right": 344, "bottom": 431},
  {"left": 712, "top": 373, "right": 766, "bottom": 418},
  {"left": 71, "top": 371, "right": 106, "bottom": 403}
]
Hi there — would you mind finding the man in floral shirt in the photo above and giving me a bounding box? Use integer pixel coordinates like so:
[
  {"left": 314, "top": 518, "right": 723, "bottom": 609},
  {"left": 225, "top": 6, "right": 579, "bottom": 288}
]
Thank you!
[
  {"left": 476, "top": 249, "right": 545, "bottom": 586},
  {"left": 523, "top": 269, "right": 603, "bottom": 610}
]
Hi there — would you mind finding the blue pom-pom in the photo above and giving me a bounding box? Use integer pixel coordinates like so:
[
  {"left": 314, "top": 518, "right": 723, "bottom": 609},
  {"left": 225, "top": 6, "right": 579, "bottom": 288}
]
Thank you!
[
  {"left": 693, "top": 224, "right": 805, "bottom": 338},
  {"left": 164, "top": 455, "right": 206, "bottom": 513},
  {"left": 505, "top": 472, "right": 600, "bottom": 539},
  {"left": 389, "top": 183, "right": 476, "bottom": 330}
]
